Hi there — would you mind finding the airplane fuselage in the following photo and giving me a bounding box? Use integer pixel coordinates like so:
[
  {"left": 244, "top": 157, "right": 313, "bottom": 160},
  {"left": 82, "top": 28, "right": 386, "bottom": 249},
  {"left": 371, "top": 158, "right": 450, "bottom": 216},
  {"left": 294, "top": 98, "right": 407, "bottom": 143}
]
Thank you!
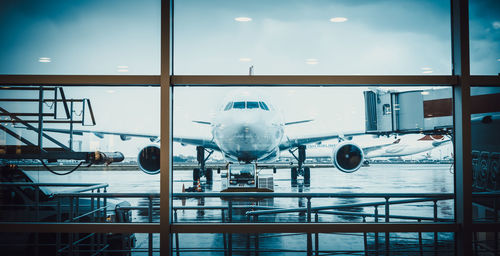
[{"left": 212, "top": 101, "right": 284, "bottom": 163}]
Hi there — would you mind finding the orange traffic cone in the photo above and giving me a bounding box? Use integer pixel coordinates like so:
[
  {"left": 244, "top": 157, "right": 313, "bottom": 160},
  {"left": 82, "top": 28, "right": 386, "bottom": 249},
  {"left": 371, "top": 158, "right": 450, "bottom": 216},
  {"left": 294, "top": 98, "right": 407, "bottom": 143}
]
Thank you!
[{"left": 196, "top": 179, "right": 202, "bottom": 192}]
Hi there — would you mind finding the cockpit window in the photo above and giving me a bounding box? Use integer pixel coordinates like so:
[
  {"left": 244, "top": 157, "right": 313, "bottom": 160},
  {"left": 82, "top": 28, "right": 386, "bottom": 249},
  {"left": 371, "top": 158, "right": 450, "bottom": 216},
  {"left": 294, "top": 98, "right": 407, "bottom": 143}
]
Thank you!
[
  {"left": 233, "top": 101, "right": 245, "bottom": 109},
  {"left": 224, "top": 102, "right": 233, "bottom": 111},
  {"left": 247, "top": 101, "right": 259, "bottom": 109},
  {"left": 259, "top": 101, "right": 269, "bottom": 111}
]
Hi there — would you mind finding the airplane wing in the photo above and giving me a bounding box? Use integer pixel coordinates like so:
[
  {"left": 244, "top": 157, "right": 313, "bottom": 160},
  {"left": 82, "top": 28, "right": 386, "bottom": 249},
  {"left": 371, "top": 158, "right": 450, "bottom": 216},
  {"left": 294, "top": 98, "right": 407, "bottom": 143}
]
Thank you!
[
  {"left": 24, "top": 127, "right": 160, "bottom": 142},
  {"left": 35, "top": 127, "right": 222, "bottom": 151},
  {"left": 280, "top": 137, "right": 407, "bottom": 158},
  {"left": 284, "top": 119, "right": 313, "bottom": 126},
  {"left": 279, "top": 131, "right": 366, "bottom": 151},
  {"left": 172, "top": 136, "right": 220, "bottom": 151},
  {"left": 362, "top": 138, "right": 402, "bottom": 155}
]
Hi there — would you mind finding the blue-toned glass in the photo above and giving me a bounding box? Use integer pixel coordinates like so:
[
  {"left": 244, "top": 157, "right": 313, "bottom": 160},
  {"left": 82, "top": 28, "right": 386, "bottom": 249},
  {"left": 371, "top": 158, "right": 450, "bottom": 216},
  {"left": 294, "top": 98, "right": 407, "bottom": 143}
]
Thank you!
[
  {"left": 0, "top": 0, "right": 160, "bottom": 75},
  {"left": 174, "top": 0, "right": 451, "bottom": 75},
  {"left": 469, "top": 0, "right": 500, "bottom": 75}
]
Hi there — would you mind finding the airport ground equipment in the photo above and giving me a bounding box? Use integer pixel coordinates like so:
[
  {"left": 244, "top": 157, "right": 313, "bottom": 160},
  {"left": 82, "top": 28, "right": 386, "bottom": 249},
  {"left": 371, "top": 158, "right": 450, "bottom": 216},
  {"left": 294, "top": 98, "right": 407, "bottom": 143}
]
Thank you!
[
  {"left": 220, "top": 163, "right": 273, "bottom": 192},
  {"left": 0, "top": 86, "right": 124, "bottom": 174},
  {"left": 0, "top": 165, "right": 135, "bottom": 255}
]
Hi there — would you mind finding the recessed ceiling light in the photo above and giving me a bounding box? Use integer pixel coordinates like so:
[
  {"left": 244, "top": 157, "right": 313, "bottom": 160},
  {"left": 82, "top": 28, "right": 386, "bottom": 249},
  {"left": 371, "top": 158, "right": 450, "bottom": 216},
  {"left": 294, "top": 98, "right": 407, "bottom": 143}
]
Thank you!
[
  {"left": 330, "top": 17, "right": 348, "bottom": 23},
  {"left": 422, "top": 70, "right": 433, "bottom": 74},
  {"left": 117, "top": 65, "right": 129, "bottom": 72},
  {"left": 305, "top": 58, "right": 319, "bottom": 65},
  {"left": 421, "top": 91, "right": 430, "bottom": 95},
  {"left": 235, "top": 17, "right": 252, "bottom": 22},
  {"left": 493, "top": 21, "right": 500, "bottom": 29},
  {"left": 421, "top": 67, "right": 432, "bottom": 70},
  {"left": 39, "top": 57, "right": 51, "bottom": 63},
  {"left": 239, "top": 58, "right": 252, "bottom": 62},
  {"left": 106, "top": 90, "right": 116, "bottom": 94}
]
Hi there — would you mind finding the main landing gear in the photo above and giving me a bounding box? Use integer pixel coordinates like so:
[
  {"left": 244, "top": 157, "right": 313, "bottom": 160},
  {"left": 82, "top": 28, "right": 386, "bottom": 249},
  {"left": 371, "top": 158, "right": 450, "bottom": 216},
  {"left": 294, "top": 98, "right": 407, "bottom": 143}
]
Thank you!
[
  {"left": 289, "top": 145, "right": 311, "bottom": 186},
  {"left": 193, "top": 146, "right": 214, "bottom": 185}
]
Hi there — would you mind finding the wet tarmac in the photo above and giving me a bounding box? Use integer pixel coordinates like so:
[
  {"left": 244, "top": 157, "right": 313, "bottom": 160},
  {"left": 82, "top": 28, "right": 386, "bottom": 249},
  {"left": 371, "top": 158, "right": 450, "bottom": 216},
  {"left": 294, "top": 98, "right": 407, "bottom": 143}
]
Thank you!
[{"left": 24, "top": 163, "right": 456, "bottom": 255}]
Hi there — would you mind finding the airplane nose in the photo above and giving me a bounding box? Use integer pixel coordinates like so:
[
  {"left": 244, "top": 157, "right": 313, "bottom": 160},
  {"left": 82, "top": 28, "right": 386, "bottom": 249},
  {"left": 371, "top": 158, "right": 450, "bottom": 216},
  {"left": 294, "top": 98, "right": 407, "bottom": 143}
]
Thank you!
[{"left": 235, "top": 124, "right": 259, "bottom": 143}]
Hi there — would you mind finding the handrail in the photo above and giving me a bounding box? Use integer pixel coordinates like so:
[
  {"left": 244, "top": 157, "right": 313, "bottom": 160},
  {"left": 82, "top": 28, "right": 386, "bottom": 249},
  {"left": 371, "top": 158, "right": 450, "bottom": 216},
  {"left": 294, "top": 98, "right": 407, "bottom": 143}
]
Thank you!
[
  {"left": 0, "top": 182, "right": 108, "bottom": 187},
  {"left": 59, "top": 184, "right": 109, "bottom": 194},
  {"left": 119, "top": 205, "right": 278, "bottom": 210},
  {"left": 246, "top": 197, "right": 453, "bottom": 216},
  {"left": 53, "top": 192, "right": 160, "bottom": 198},
  {"left": 317, "top": 210, "right": 453, "bottom": 222},
  {"left": 53, "top": 192, "right": 456, "bottom": 198},
  {"left": 172, "top": 192, "right": 455, "bottom": 198}
]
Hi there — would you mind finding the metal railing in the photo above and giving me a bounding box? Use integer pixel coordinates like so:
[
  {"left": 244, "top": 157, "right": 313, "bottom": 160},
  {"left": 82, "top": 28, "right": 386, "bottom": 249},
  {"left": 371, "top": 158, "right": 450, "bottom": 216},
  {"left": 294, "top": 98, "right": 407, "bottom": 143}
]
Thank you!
[
  {"left": 3, "top": 184, "right": 500, "bottom": 255},
  {"left": 170, "top": 192, "right": 456, "bottom": 255}
]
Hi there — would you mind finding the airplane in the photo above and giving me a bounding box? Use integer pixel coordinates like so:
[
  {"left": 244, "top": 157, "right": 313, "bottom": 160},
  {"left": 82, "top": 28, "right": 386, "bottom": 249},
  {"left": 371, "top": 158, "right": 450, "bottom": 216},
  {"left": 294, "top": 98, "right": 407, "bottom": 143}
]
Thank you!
[
  {"left": 280, "top": 134, "right": 451, "bottom": 164},
  {"left": 33, "top": 90, "right": 451, "bottom": 185}
]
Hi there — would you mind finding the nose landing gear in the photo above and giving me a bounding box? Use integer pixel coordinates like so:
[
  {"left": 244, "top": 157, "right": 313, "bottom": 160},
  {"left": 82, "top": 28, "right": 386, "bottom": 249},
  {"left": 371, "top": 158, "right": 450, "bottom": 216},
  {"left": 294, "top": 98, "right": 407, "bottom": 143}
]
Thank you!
[
  {"left": 289, "top": 145, "right": 311, "bottom": 186},
  {"left": 193, "top": 146, "right": 214, "bottom": 185}
]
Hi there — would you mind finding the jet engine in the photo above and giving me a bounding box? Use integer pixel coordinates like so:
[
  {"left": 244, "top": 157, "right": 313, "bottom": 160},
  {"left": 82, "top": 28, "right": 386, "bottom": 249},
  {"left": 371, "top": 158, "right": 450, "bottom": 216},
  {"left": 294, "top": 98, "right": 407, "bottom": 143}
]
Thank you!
[
  {"left": 332, "top": 141, "right": 364, "bottom": 173},
  {"left": 138, "top": 145, "right": 161, "bottom": 175}
]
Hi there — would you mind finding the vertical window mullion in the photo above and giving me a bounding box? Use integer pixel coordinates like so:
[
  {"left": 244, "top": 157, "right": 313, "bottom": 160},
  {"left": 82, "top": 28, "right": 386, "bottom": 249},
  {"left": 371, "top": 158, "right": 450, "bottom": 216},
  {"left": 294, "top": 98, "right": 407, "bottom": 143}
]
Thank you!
[{"left": 451, "top": 0, "right": 472, "bottom": 255}]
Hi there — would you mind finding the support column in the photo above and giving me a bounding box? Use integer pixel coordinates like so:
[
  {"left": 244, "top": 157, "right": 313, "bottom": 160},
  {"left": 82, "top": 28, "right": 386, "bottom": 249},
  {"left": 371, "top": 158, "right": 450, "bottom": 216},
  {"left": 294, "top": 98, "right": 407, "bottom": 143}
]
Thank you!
[
  {"left": 160, "top": 0, "right": 172, "bottom": 255},
  {"left": 451, "top": 0, "right": 472, "bottom": 255}
]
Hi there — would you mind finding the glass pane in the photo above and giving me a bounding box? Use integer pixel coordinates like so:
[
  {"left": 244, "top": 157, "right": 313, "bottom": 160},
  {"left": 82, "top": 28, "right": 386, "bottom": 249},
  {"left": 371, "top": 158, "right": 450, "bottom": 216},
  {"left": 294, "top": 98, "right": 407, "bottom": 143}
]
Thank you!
[
  {"left": 469, "top": 0, "right": 500, "bottom": 75},
  {"left": 0, "top": 86, "right": 160, "bottom": 223},
  {"left": 0, "top": 232, "right": 158, "bottom": 255},
  {"left": 470, "top": 87, "right": 500, "bottom": 223},
  {"left": 173, "top": 0, "right": 451, "bottom": 75},
  {"left": 0, "top": 0, "right": 160, "bottom": 75},
  {"left": 172, "top": 86, "right": 455, "bottom": 224},
  {"left": 473, "top": 232, "right": 499, "bottom": 255},
  {"left": 172, "top": 232, "right": 455, "bottom": 255}
]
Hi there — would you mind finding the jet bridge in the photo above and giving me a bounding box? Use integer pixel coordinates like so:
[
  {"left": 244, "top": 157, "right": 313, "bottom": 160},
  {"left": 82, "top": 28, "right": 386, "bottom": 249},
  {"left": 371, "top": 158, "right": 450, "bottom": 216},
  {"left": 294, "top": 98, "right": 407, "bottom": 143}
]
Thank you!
[
  {"left": 364, "top": 88, "right": 453, "bottom": 135},
  {"left": 0, "top": 86, "right": 123, "bottom": 168}
]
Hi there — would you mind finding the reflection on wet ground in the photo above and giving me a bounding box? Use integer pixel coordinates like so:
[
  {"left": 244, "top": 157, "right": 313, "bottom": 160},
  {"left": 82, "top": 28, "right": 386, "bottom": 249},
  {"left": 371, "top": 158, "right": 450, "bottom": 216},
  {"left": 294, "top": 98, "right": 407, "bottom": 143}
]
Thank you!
[
  {"left": 169, "top": 164, "right": 454, "bottom": 223},
  {"left": 26, "top": 163, "right": 456, "bottom": 254}
]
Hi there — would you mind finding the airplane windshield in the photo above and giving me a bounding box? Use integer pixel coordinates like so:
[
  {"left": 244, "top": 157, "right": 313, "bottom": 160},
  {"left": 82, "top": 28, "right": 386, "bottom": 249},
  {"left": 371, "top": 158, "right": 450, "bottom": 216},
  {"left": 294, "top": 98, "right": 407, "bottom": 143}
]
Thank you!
[
  {"left": 224, "top": 102, "right": 233, "bottom": 111},
  {"left": 233, "top": 101, "right": 245, "bottom": 109},
  {"left": 259, "top": 101, "right": 269, "bottom": 111},
  {"left": 247, "top": 101, "right": 259, "bottom": 109}
]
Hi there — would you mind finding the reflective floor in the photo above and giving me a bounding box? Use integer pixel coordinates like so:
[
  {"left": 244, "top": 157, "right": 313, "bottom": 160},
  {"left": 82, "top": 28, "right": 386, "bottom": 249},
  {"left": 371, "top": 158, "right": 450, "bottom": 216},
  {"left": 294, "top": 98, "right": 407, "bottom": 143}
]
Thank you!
[{"left": 23, "top": 163, "right": 455, "bottom": 255}]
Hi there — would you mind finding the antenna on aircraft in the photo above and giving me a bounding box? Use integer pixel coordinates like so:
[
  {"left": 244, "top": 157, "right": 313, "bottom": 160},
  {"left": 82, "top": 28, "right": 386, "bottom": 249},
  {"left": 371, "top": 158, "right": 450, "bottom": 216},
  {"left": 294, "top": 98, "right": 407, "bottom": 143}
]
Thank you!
[{"left": 249, "top": 65, "right": 254, "bottom": 76}]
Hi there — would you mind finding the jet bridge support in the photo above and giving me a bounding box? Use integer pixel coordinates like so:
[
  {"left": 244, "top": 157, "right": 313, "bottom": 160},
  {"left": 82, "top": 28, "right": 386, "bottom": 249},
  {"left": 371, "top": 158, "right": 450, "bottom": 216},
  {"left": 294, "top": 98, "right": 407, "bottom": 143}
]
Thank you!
[{"left": 0, "top": 86, "right": 123, "bottom": 171}]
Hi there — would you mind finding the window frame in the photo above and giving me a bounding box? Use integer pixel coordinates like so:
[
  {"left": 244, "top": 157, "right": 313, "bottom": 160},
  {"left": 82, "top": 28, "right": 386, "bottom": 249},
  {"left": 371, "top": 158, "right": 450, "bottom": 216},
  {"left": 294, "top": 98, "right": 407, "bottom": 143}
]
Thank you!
[{"left": 0, "top": 1, "right": 499, "bottom": 255}]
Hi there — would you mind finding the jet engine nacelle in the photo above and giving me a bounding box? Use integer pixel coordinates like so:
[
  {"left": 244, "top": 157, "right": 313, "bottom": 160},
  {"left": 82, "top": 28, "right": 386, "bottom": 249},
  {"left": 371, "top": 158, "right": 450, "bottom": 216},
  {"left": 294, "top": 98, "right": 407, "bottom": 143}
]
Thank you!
[
  {"left": 138, "top": 145, "right": 161, "bottom": 175},
  {"left": 332, "top": 141, "right": 364, "bottom": 173}
]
